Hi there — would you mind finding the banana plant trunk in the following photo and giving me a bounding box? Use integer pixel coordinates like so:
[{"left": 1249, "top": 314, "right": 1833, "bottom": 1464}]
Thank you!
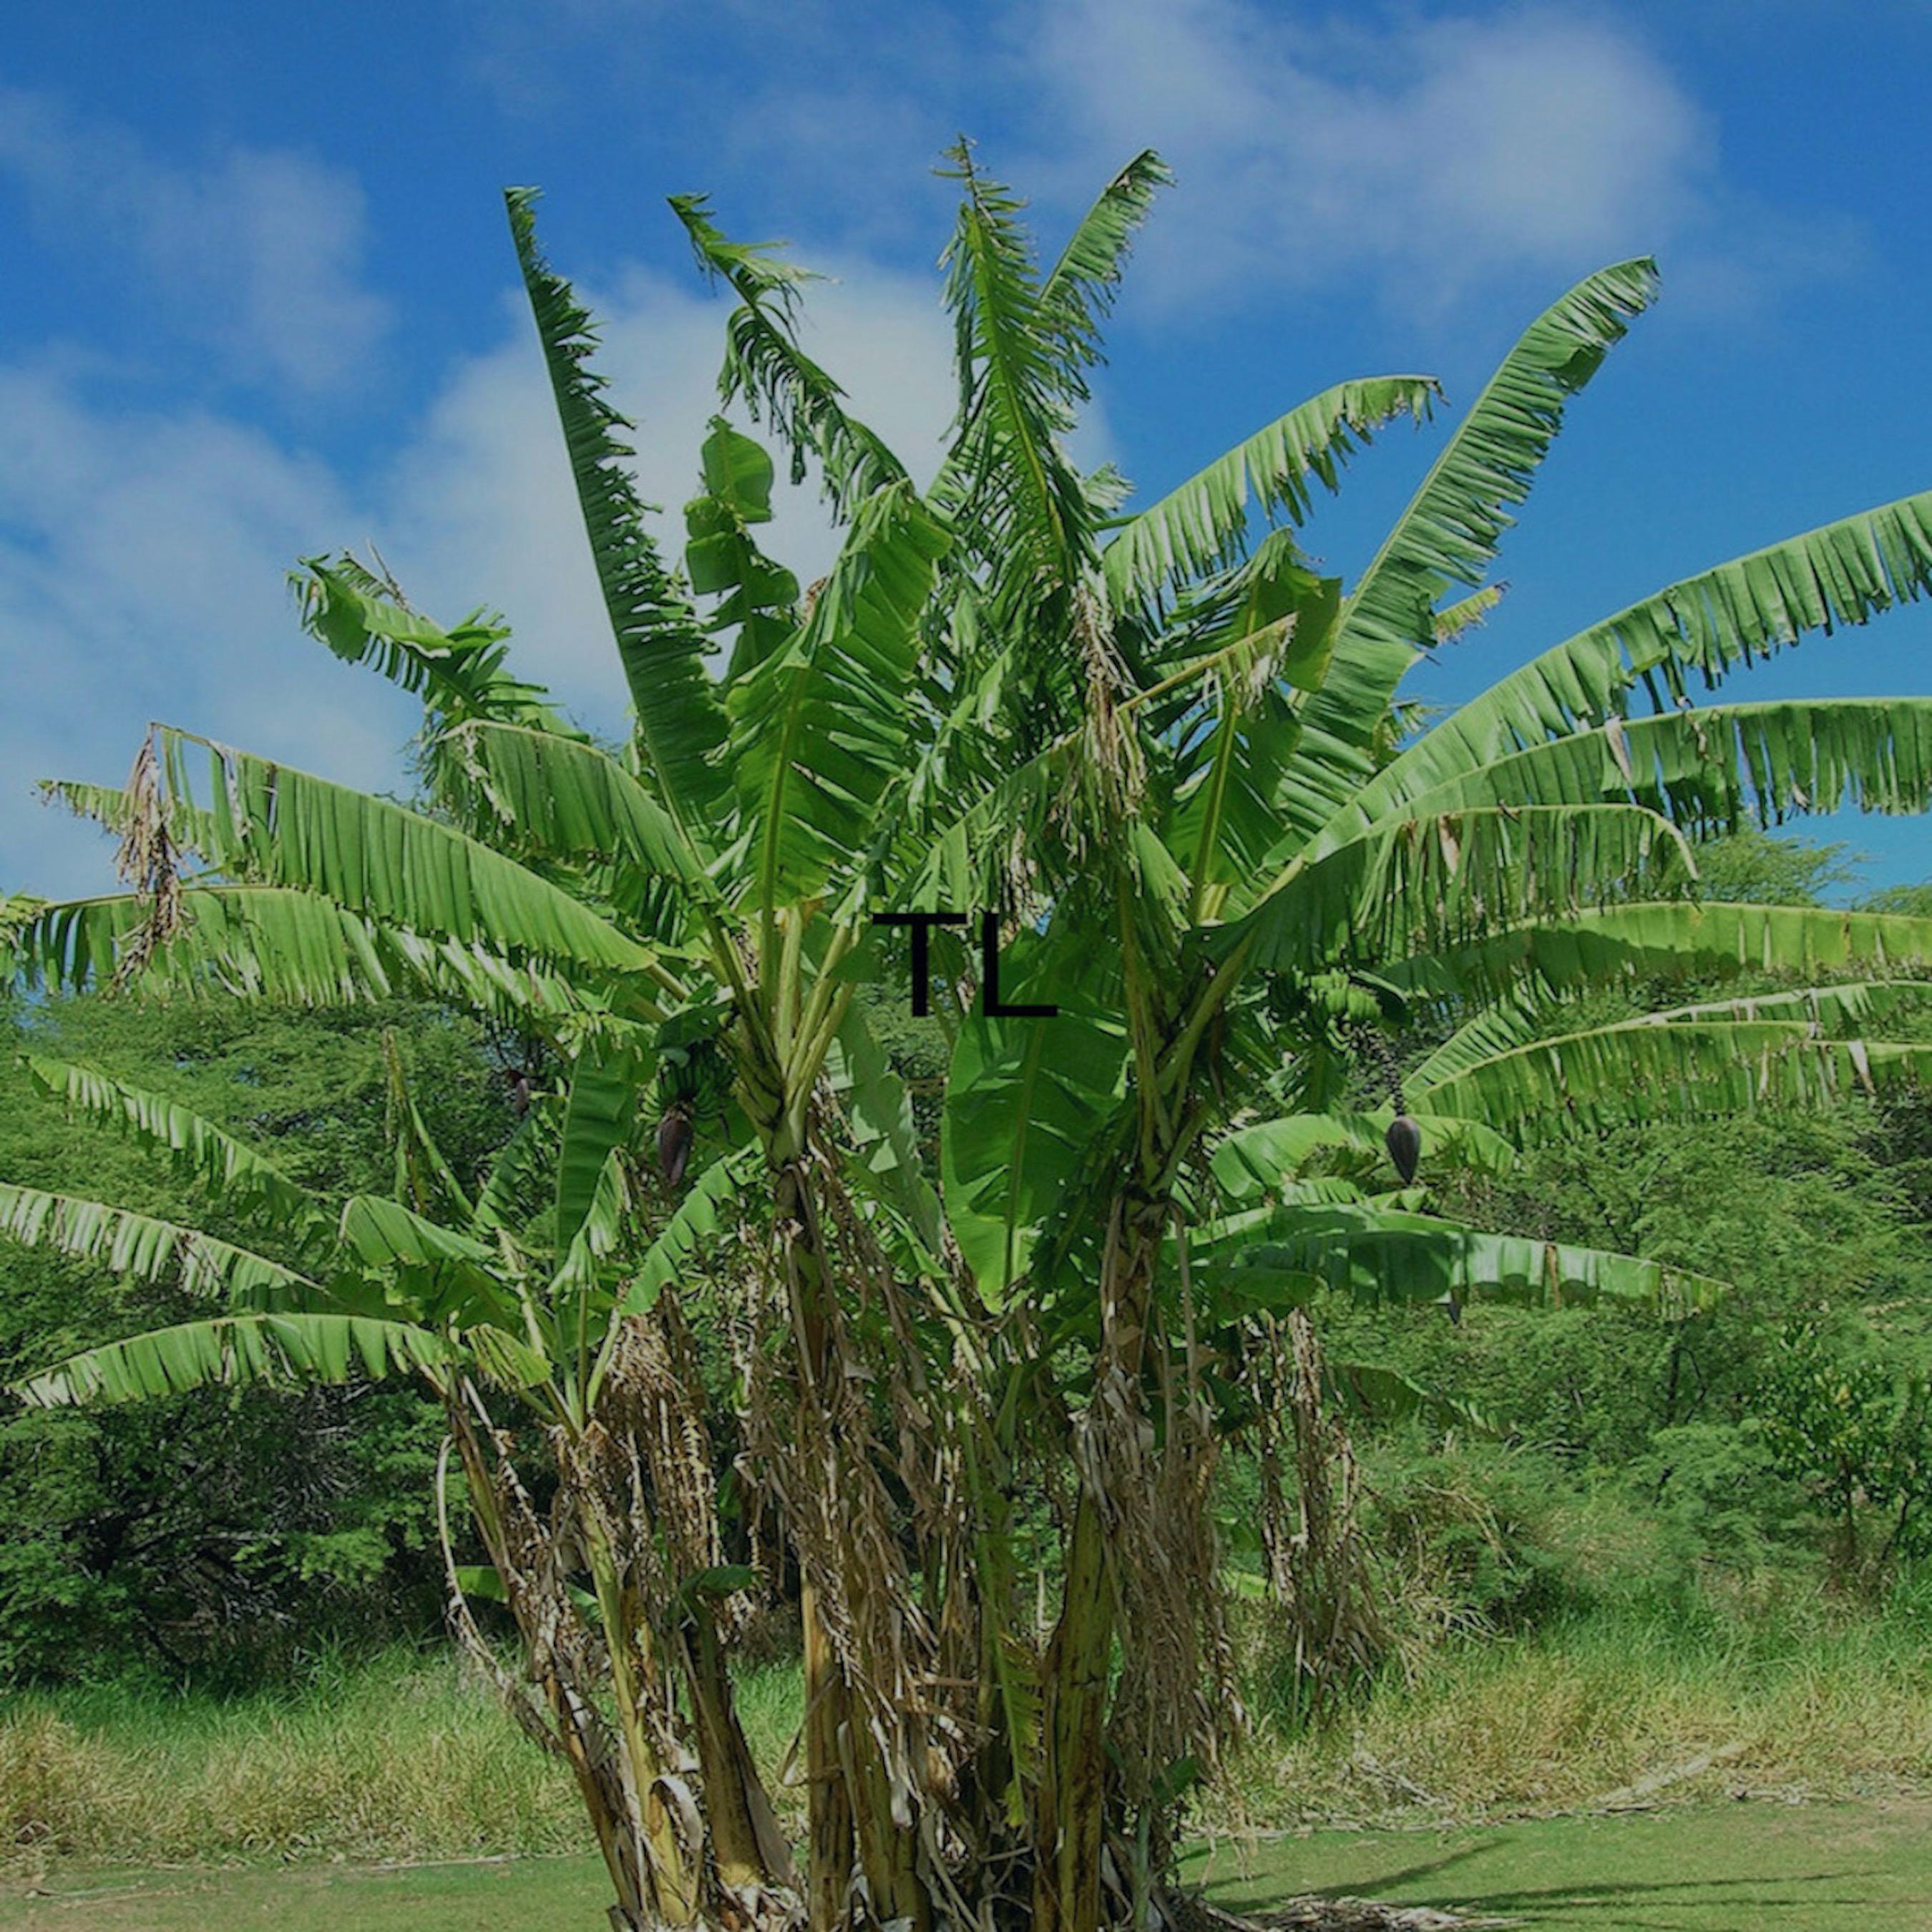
[
  {"left": 579, "top": 1520, "right": 705, "bottom": 1931},
  {"left": 770, "top": 1151, "right": 935, "bottom": 1932},
  {"left": 444, "top": 1403, "right": 699, "bottom": 1931},
  {"left": 686, "top": 1606, "right": 799, "bottom": 1906},
  {"left": 1033, "top": 1202, "right": 1167, "bottom": 1932}
]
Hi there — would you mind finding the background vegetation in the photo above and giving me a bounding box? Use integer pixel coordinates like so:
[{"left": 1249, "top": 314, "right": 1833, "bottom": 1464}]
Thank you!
[{"left": 0, "top": 996, "right": 509, "bottom": 1685}]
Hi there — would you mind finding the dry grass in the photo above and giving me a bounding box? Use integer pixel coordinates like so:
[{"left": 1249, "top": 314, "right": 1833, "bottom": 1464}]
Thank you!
[
  {"left": 0, "top": 1653, "right": 579, "bottom": 1872},
  {"left": 0, "top": 1649, "right": 805, "bottom": 1875},
  {"left": 1221, "top": 1598, "right": 1932, "bottom": 1830}
]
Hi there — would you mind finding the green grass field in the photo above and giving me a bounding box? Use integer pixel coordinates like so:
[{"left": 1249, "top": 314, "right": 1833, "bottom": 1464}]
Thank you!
[
  {"left": 1181, "top": 1801, "right": 1932, "bottom": 1929},
  {"left": 4, "top": 1802, "right": 1929, "bottom": 1931},
  {"left": 0, "top": 1857, "right": 614, "bottom": 1932}
]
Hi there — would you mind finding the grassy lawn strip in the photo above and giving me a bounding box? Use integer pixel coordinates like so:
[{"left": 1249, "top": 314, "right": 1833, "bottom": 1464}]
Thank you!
[
  {"left": 5, "top": 1802, "right": 1931, "bottom": 1931},
  {"left": 1181, "top": 1798, "right": 1932, "bottom": 1931},
  {"left": 0, "top": 1855, "right": 616, "bottom": 1932}
]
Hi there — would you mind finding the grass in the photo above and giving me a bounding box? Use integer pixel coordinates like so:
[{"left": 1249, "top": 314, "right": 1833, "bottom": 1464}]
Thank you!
[
  {"left": 3, "top": 1803, "right": 1929, "bottom": 1930},
  {"left": 1181, "top": 1800, "right": 1932, "bottom": 1930},
  {"left": 1226, "top": 1593, "right": 1932, "bottom": 1828},
  {"left": 6, "top": 1596, "right": 1932, "bottom": 1880},
  {"left": 0, "top": 1647, "right": 804, "bottom": 1874},
  {"left": 0, "top": 1649, "right": 581, "bottom": 1871},
  {"left": 0, "top": 1857, "right": 618, "bottom": 1932}
]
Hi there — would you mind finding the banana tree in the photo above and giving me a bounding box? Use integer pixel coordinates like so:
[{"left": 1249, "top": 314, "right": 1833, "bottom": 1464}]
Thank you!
[
  {"left": 11, "top": 142, "right": 1932, "bottom": 1932},
  {"left": 894, "top": 149, "right": 1932, "bottom": 1931},
  {"left": 1, "top": 1035, "right": 795, "bottom": 1931},
  {"left": 4, "top": 186, "right": 978, "bottom": 1932}
]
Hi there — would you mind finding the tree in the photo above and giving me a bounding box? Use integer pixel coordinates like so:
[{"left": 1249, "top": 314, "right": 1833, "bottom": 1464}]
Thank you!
[
  {"left": 1760, "top": 1312, "right": 1932, "bottom": 1574},
  {"left": 1689, "top": 828, "right": 1861, "bottom": 905},
  {"left": 0, "top": 995, "right": 501, "bottom": 1682},
  {"left": 12, "top": 146, "right": 1932, "bottom": 1932},
  {"left": 905, "top": 145, "right": 1932, "bottom": 1932}
]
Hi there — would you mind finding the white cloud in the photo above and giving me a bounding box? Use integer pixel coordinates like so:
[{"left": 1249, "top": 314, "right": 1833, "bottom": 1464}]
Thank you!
[
  {"left": 453, "top": 1, "right": 1841, "bottom": 324},
  {"left": 1014, "top": 2, "right": 1716, "bottom": 306},
  {"left": 0, "top": 368, "right": 417, "bottom": 895},
  {"left": 518, "top": 1, "right": 1822, "bottom": 319},
  {"left": 0, "top": 1, "right": 1848, "bottom": 909},
  {"left": 997, "top": 0, "right": 1855, "bottom": 311},
  {"left": 0, "top": 87, "right": 390, "bottom": 394}
]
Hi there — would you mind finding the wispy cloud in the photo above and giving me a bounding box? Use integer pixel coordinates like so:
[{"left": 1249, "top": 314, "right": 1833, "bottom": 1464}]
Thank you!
[
  {"left": 0, "top": 6, "right": 1875, "bottom": 901},
  {"left": 1011, "top": 1, "right": 1872, "bottom": 317},
  {"left": 0, "top": 364, "right": 415, "bottom": 892},
  {"left": 0, "top": 86, "right": 391, "bottom": 394},
  {"left": 1011, "top": 4, "right": 1704, "bottom": 303},
  {"left": 602, "top": 0, "right": 1849, "bottom": 318}
]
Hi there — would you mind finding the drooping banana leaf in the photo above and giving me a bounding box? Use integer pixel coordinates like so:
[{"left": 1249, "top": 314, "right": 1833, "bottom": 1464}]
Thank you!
[
  {"left": 338, "top": 1195, "right": 497, "bottom": 1272},
  {"left": 0, "top": 1183, "right": 315, "bottom": 1307},
  {"left": 1391, "top": 901, "right": 1932, "bottom": 1006},
  {"left": 24, "top": 1055, "right": 328, "bottom": 1234},
  {"left": 1219, "top": 803, "right": 1694, "bottom": 976},
  {"left": 1347, "top": 697, "right": 1932, "bottom": 849},
  {"left": 1103, "top": 376, "right": 1439, "bottom": 608},
  {"left": 469, "top": 1101, "right": 562, "bottom": 1242},
  {"left": 1344, "top": 488, "right": 1932, "bottom": 841},
  {"left": 5, "top": 886, "right": 597, "bottom": 1023},
  {"left": 669, "top": 192, "right": 908, "bottom": 514},
  {"left": 1189, "top": 1200, "right": 1723, "bottom": 1319},
  {"left": 11, "top": 1312, "right": 479, "bottom": 1406},
  {"left": 294, "top": 556, "right": 569, "bottom": 735},
  {"left": 1411, "top": 1015, "right": 1932, "bottom": 1136},
  {"left": 1272, "top": 259, "right": 1659, "bottom": 852},
  {"left": 553, "top": 1042, "right": 647, "bottom": 1256},
  {"left": 613, "top": 1146, "right": 760, "bottom": 1320},
  {"left": 438, "top": 722, "right": 706, "bottom": 887},
  {"left": 145, "top": 728, "right": 665, "bottom": 985},
  {"left": 1413, "top": 977, "right": 1932, "bottom": 1095},
  {"left": 1208, "top": 1110, "right": 1516, "bottom": 1203}
]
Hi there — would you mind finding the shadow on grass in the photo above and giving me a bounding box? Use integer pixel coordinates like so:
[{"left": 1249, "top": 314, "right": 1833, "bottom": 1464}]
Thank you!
[{"left": 1209, "top": 1857, "right": 1908, "bottom": 1928}]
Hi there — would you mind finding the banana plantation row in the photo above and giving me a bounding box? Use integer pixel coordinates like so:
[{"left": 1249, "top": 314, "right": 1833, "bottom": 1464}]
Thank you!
[{"left": 8, "top": 148, "right": 1932, "bottom": 1932}]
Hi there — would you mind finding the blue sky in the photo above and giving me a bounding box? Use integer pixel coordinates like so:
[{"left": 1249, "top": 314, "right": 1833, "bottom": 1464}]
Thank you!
[{"left": 5, "top": 0, "right": 1932, "bottom": 899}]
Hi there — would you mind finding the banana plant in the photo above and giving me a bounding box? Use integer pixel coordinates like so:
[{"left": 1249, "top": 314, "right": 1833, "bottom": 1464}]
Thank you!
[
  {"left": 3, "top": 185, "right": 975, "bottom": 1932},
  {"left": 899, "top": 150, "right": 1932, "bottom": 1932},
  {"left": 11, "top": 141, "right": 1932, "bottom": 1932},
  {"left": 2, "top": 1038, "right": 793, "bottom": 1931}
]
